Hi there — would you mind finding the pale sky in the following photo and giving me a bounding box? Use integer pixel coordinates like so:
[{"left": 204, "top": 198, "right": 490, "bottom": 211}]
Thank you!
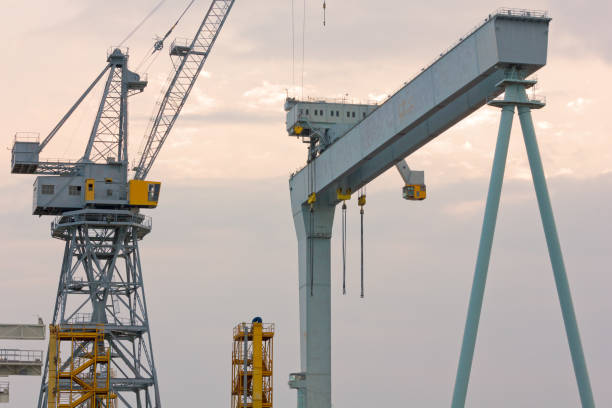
[{"left": 1, "top": 0, "right": 611, "bottom": 407}]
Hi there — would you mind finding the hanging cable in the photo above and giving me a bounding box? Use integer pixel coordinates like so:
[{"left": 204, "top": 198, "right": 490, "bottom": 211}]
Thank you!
[
  {"left": 153, "top": 0, "right": 198, "bottom": 53},
  {"left": 290, "top": 0, "right": 295, "bottom": 93},
  {"left": 341, "top": 200, "right": 347, "bottom": 295},
  {"left": 307, "top": 153, "right": 316, "bottom": 296},
  {"left": 301, "top": 0, "right": 306, "bottom": 98},
  {"left": 358, "top": 189, "right": 366, "bottom": 298},
  {"left": 322, "top": 1, "right": 327, "bottom": 26},
  {"left": 118, "top": 0, "right": 168, "bottom": 47}
]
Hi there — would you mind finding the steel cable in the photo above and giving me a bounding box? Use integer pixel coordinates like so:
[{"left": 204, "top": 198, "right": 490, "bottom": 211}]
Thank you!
[{"left": 342, "top": 201, "right": 347, "bottom": 295}]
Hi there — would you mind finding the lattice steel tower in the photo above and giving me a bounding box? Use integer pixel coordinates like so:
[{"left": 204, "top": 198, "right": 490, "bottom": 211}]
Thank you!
[{"left": 9, "top": 1, "right": 236, "bottom": 407}]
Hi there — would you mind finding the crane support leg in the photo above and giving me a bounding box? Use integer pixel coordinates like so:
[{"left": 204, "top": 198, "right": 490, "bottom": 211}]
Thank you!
[
  {"left": 451, "top": 72, "right": 595, "bottom": 408},
  {"left": 290, "top": 203, "right": 335, "bottom": 408},
  {"left": 517, "top": 97, "right": 595, "bottom": 408}
]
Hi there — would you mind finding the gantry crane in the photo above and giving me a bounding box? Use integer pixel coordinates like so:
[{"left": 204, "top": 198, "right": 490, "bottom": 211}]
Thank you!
[
  {"left": 285, "top": 9, "right": 595, "bottom": 408},
  {"left": 10, "top": 1, "right": 236, "bottom": 407}
]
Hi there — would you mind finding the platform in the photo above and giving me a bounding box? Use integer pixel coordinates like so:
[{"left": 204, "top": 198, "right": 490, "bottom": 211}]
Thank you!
[{"left": 0, "top": 349, "right": 43, "bottom": 376}]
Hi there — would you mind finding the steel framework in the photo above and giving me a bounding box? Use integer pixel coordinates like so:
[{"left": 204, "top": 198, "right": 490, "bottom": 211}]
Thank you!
[
  {"left": 284, "top": 9, "right": 594, "bottom": 408},
  {"left": 134, "top": 0, "right": 235, "bottom": 180},
  {"left": 38, "top": 210, "right": 159, "bottom": 408},
  {"left": 47, "top": 325, "right": 116, "bottom": 408},
  {"left": 231, "top": 322, "right": 274, "bottom": 408},
  {"left": 9, "top": 1, "right": 237, "bottom": 406}
]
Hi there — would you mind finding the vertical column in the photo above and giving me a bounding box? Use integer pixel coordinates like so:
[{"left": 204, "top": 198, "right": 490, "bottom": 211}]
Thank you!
[
  {"left": 292, "top": 202, "right": 335, "bottom": 408},
  {"left": 253, "top": 322, "right": 263, "bottom": 408},
  {"left": 47, "top": 326, "right": 57, "bottom": 408},
  {"left": 451, "top": 98, "right": 516, "bottom": 408},
  {"left": 517, "top": 97, "right": 595, "bottom": 408}
]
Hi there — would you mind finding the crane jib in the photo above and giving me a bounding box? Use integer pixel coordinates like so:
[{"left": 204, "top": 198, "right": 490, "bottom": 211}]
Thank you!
[{"left": 134, "top": 0, "right": 236, "bottom": 180}]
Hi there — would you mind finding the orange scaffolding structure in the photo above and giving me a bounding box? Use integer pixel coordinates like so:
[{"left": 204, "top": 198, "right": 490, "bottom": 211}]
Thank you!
[
  {"left": 47, "top": 325, "right": 116, "bottom": 408},
  {"left": 231, "top": 321, "right": 274, "bottom": 408}
]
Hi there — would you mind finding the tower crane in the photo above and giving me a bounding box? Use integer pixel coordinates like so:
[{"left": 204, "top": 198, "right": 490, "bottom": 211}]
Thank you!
[{"left": 10, "top": 1, "right": 236, "bottom": 407}]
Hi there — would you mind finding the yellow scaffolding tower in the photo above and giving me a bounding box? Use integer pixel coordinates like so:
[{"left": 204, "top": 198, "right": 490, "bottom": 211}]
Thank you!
[
  {"left": 47, "top": 325, "right": 116, "bottom": 408},
  {"left": 231, "top": 319, "right": 274, "bottom": 408}
]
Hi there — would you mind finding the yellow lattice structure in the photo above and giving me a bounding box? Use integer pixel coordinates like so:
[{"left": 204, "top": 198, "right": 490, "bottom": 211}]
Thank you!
[
  {"left": 47, "top": 325, "right": 116, "bottom": 408},
  {"left": 231, "top": 320, "right": 274, "bottom": 408}
]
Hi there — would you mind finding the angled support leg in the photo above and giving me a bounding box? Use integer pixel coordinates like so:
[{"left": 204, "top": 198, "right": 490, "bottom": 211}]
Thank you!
[
  {"left": 452, "top": 70, "right": 595, "bottom": 407},
  {"left": 517, "top": 97, "right": 595, "bottom": 408},
  {"left": 451, "top": 100, "right": 515, "bottom": 408}
]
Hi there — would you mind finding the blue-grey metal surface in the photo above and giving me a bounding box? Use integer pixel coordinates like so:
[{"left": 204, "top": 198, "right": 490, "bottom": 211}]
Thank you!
[
  {"left": 292, "top": 204, "right": 334, "bottom": 408},
  {"left": 517, "top": 93, "right": 595, "bottom": 407},
  {"left": 451, "top": 75, "right": 595, "bottom": 408},
  {"left": 287, "top": 9, "right": 557, "bottom": 408},
  {"left": 37, "top": 208, "right": 161, "bottom": 408},
  {"left": 289, "top": 11, "right": 551, "bottom": 212},
  {"left": 450, "top": 89, "right": 515, "bottom": 408}
]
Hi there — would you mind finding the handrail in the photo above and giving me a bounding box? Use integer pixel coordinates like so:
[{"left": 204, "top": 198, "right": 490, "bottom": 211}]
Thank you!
[
  {"left": 14, "top": 132, "right": 40, "bottom": 142},
  {"left": 0, "top": 349, "right": 43, "bottom": 363}
]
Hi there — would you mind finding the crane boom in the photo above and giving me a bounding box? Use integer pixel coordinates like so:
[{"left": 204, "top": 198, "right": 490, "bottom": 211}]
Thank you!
[{"left": 134, "top": 0, "right": 236, "bottom": 180}]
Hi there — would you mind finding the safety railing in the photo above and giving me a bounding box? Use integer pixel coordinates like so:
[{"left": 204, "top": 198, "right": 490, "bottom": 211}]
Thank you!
[
  {"left": 170, "top": 37, "right": 192, "bottom": 49},
  {"left": 0, "top": 381, "right": 8, "bottom": 392},
  {"left": 486, "top": 94, "right": 547, "bottom": 106},
  {"left": 293, "top": 96, "right": 379, "bottom": 106},
  {"left": 0, "top": 349, "right": 43, "bottom": 363},
  {"left": 52, "top": 212, "right": 152, "bottom": 231},
  {"left": 14, "top": 132, "right": 40, "bottom": 142},
  {"left": 381, "top": 8, "right": 550, "bottom": 105},
  {"left": 233, "top": 323, "right": 275, "bottom": 338},
  {"left": 66, "top": 313, "right": 132, "bottom": 326},
  {"left": 494, "top": 8, "right": 549, "bottom": 19},
  {"left": 107, "top": 46, "right": 129, "bottom": 58}
]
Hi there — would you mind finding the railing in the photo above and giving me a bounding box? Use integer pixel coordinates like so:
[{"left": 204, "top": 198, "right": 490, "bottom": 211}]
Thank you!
[
  {"left": 106, "top": 46, "right": 129, "bottom": 58},
  {"left": 233, "top": 323, "right": 275, "bottom": 338},
  {"left": 52, "top": 212, "right": 152, "bottom": 231},
  {"left": 66, "top": 313, "right": 132, "bottom": 326},
  {"left": 0, "top": 381, "right": 8, "bottom": 392},
  {"left": 494, "top": 7, "right": 549, "bottom": 19},
  {"left": 0, "top": 349, "right": 43, "bottom": 363},
  {"left": 14, "top": 132, "right": 40, "bottom": 143},
  {"left": 292, "top": 96, "right": 379, "bottom": 106},
  {"left": 486, "top": 94, "right": 547, "bottom": 105},
  {"left": 170, "top": 37, "right": 192, "bottom": 49},
  {"left": 381, "top": 8, "right": 550, "bottom": 105}
]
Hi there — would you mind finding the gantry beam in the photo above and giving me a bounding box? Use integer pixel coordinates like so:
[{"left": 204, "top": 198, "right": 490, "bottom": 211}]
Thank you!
[
  {"left": 288, "top": 9, "right": 552, "bottom": 408},
  {"left": 289, "top": 11, "right": 551, "bottom": 213}
]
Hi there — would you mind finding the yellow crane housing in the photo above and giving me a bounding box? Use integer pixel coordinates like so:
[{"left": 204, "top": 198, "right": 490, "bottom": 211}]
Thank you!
[{"left": 231, "top": 319, "right": 274, "bottom": 408}]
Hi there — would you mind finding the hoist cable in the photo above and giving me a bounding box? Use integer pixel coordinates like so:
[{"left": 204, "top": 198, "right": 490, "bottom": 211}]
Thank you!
[
  {"left": 323, "top": 1, "right": 326, "bottom": 26},
  {"left": 135, "top": 45, "right": 156, "bottom": 73},
  {"left": 142, "top": 49, "right": 163, "bottom": 74},
  {"left": 290, "top": 0, "right": 295, "bottom": 91},
  {"left": 118, "top": 0, "right": 168, "bottom": 47},
  {"left": 153, "top": 0, "right": 198, "bottom": 53},
  {"left": 301, "top": 0, "right": 306, "bottom": 98},
  {"left": 360, "top": 206, "right": 364, "bottom": 298},
  {"left": 310, "top": 206, "right": 314, "bottom": 296},
  {"left": 342, "top": 201, "right": 347, "bottom": 295}
]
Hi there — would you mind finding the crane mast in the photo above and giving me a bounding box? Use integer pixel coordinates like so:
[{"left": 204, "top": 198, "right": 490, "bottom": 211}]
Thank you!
[
  {"left": 134, "top": 0, "right": 236, "bottom": 180},
  {"left": 9, "top": 1, "right": 237, "bottom": 407}
]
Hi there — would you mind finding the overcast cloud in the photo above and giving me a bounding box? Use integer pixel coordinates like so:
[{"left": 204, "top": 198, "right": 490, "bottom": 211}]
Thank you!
[{"left": 1, "top": 0, "right": 611, "bottom": 407}]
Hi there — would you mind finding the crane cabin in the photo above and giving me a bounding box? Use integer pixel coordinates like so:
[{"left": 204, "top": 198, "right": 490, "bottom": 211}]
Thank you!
[{"left": 285, "top": 98, "right": 378, "bottom": 157}]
